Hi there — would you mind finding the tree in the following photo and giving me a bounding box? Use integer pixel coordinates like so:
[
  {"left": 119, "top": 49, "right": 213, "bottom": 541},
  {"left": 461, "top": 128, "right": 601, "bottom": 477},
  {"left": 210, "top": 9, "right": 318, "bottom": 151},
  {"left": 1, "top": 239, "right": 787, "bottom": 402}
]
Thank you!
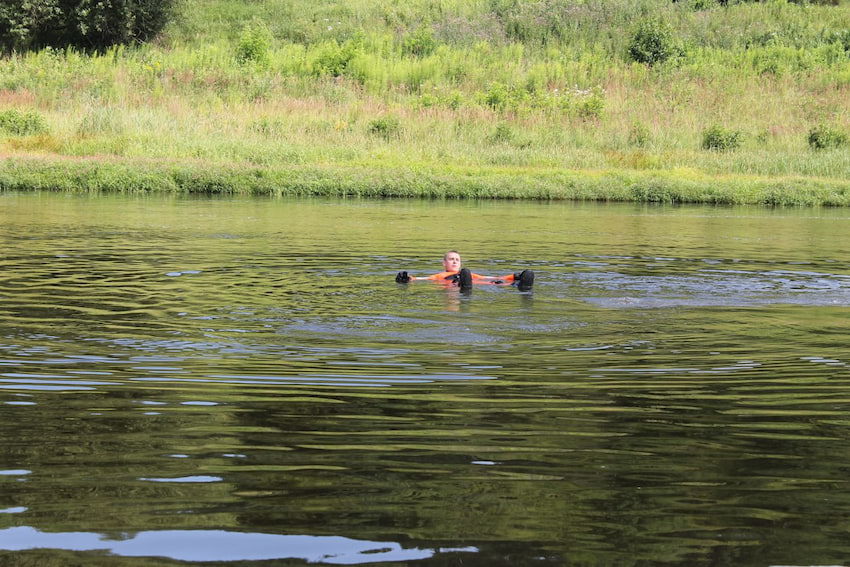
[{"left": 0, "top": 0, "right": 175, "bottom": 53}]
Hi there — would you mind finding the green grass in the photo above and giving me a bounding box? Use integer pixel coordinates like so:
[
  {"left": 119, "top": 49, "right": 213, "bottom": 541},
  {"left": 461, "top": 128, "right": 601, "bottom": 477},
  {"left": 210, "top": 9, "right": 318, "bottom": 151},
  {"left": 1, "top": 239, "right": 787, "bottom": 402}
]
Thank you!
[
  {"left": 1, "top": 0, "right": 850, "bottom": 204},
  {"left": 4, "top": 155, "right": 850, "bottom": 206}
]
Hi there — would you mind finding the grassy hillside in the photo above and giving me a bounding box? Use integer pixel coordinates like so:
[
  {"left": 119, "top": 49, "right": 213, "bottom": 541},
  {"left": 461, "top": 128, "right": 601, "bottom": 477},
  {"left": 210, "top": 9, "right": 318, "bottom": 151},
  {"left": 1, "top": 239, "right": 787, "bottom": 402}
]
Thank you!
[{"left": 1, "top": 0, "right": 849, "bottom": 203}]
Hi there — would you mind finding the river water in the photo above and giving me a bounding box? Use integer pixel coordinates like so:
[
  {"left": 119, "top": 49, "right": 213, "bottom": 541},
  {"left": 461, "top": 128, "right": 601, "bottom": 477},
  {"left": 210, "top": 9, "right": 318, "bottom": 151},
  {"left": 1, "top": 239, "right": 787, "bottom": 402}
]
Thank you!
[{"left": 1, "top": 193, "right": 850, "bottom": 566}]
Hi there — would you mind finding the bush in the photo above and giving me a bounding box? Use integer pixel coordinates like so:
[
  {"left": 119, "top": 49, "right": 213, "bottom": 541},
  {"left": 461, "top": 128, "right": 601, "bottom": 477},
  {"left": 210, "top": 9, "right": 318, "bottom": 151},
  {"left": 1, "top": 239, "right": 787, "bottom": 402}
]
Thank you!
[
  {"left": 444, "top": 90, "right": 464, "bottom": 110},
  {"left": 483, "top": 82, "right": 511, "bottom": 111},
  {"left": 701, "top": 124, "right": 743, "bottom": 151},
  {"left": 480, "top": 82, "right": 533, "bottom": 113},
  {"left": 367, "top": 116, "right": 401, "bottom": 140},
  {"left": 829, "top": 30, "right": 850, "bottom": 54},
  {"left": 0, "top": 0, "right": 175, "bottom": 52},
  {"left": 576, "top": 88, "right": 605, "bottom": 120},
  {"left": 312, "top": 40, "right": 361, "bottom": 77},
  {"left": 236, "top": 20, "right": 273, "bottom": 66},
  {"left": 628, "top": 19, "right": 680, "bottom": 66},
  {"left": 401, "top": 28, "right": 437, "bottom": 57},
  {"left": 0, "top": 109, "right": 49, "bottom": 136},
  {"left": 415, "top": 93, "right": 438, "bottom": 109},
  {"left": 808, "top": 124, "right": 847, "bottom": 150}
]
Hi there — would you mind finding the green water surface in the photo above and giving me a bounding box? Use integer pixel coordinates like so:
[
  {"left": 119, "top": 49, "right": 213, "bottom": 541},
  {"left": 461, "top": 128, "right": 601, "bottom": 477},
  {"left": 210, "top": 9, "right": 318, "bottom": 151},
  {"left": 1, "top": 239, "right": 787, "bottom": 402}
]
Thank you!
[{"left": 1, "top": 193, "right": 850, "bottom": 566}]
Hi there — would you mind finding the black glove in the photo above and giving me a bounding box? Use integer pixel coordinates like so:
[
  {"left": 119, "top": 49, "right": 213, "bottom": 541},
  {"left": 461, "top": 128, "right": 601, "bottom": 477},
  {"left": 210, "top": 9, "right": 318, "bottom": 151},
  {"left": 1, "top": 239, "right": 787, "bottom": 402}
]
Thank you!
[{"left": 395, "top": 271, "right": 411, "bottom": 283}]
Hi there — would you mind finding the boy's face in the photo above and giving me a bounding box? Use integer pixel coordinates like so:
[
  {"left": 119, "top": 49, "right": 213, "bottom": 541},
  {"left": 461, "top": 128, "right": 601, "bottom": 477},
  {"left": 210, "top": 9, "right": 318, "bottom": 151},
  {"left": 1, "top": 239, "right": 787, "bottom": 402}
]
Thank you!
[{"left": 442, "top": 252, "right": 462, "bottom": 272}]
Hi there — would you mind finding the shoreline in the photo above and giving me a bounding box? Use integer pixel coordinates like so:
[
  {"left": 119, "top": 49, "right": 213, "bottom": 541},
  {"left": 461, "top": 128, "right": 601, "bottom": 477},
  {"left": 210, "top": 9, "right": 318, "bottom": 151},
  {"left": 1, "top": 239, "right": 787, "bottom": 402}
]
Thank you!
[{"left": 2, "top": 155, "right": 849, "bottom": 207}]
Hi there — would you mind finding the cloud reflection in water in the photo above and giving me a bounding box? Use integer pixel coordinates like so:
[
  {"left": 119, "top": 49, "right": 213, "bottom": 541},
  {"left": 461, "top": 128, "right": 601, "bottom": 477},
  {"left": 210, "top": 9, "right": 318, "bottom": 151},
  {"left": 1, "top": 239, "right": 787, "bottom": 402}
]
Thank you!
[{"left": 0, "top": 526, "right": 477, "bottom": 564}]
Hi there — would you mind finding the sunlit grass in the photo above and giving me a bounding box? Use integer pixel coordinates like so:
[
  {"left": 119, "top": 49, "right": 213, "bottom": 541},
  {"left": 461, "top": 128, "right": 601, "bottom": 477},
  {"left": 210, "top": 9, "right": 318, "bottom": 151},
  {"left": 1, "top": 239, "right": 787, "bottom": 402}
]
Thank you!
[{"left": 1, "top": 0, "right": 849, "bottom": 203}]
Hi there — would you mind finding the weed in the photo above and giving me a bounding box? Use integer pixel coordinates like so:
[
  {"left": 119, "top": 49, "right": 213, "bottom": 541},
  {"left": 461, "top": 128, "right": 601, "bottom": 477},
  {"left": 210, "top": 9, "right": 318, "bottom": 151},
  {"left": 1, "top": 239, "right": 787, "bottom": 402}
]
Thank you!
[
  {"left": 4, "top": 156, "right": 850, "bottom": 206},
  {"left": 629, "top": 122, "right": 650, "bottom": 147},
  {"left": 443, "top": 90, "right": 464, "bottom": 110},
  {"left": 312, "top": 39, "right": 361, "bottom": 77},
  {"left": 483, "top": 82, "right": 512, "bottom": 111},
  {"left": 690, "top": 0, "right": 717, "bottom": 10},
  {"left": 245, "top": 75, "right": 276, "bottom": 102},
  {"left": 366, "top": 116, "right": 401, "bottom": 139},
  {"left": 2, "top": 0, "right": 850, "bottom": 205},
  {"left": 6, "top": 134, "right": 61, "bottom": 152},
  {"left": 250, "top": 117, "right": 284, "bottom": 136},
  {"left": 702, "top": 124, "right": 743, "bottom": 151},
  {"left": 830, "top": 29, "right": 850, "bottom": 53},
  {"left": 608, "top": 150, "right": 661, "bottom": 170},
  {"left": 416, "top": 93, "right": 439, "bottom": 109},
  {"left": 630, "top": 181, "right": 678, "bottom": 203},
  {"left": 0, "top": 108, "right": 49, "bottom": 136},
  {"left": 77, "top": 108, "right": 125, "bottom": 137},
  {"left": 236, "top": 20, "right": 273, "bottom": 66},
  {"left": 401, "top": 28, "right": 437, "bottom": 57},
  {"left": 576, "top": 87, "right": 605, "bottom": 120},
  {"left": 488, "top": 123, "right": 515, "bottom": 144},
  {"left": 808, "top": 124, "right": 848, "bottom": 149}
]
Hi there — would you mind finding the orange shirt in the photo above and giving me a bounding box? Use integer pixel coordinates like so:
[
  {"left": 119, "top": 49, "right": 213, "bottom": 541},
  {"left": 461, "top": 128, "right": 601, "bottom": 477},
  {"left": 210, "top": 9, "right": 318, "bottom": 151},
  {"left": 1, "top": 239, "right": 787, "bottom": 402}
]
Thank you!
[{"left": 419, "top": 271, "right": 496, "bottom": 281}]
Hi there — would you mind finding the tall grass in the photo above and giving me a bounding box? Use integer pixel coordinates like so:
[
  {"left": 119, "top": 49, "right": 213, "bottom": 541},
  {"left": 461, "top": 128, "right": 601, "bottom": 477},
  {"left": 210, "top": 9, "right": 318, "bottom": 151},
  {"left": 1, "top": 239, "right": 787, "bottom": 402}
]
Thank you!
[{"left": 0, "top": 0, "right": 849, "bottom": 202}]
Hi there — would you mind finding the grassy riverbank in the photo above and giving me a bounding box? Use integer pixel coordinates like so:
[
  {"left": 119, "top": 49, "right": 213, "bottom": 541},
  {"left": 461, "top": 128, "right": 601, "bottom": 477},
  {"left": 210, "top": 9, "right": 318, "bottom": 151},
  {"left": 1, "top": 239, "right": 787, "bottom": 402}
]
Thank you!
[
  {"left": 5, "top": 154, "right": 850, "bottom": 205},
  {"left": 1, "top": 0, "right": 849, "bottom": 203}
]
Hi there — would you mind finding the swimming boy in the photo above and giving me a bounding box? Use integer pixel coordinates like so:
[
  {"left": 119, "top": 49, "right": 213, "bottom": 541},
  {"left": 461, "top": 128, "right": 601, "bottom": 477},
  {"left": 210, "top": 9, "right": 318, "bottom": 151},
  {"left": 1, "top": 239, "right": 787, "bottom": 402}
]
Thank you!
[{"left": 395, "top": 251, "right": 534, "bottom": 289}]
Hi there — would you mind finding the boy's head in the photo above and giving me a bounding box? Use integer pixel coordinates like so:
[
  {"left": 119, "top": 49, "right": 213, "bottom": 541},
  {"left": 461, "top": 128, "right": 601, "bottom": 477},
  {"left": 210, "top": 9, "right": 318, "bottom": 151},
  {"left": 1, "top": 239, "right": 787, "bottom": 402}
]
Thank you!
[{"left": 442, "top": 250, "right": 462, "bottom": 272}]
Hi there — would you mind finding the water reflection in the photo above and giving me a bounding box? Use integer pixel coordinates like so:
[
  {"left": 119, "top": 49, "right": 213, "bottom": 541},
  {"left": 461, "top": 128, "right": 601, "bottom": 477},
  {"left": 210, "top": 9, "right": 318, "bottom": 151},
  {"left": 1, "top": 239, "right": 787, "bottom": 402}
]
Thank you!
[
  {"left": 2, "top": 194, "right": 850, "bottom": 566},
  {"left": 0, "top": 527, "right": 477, "bottom": 563}
]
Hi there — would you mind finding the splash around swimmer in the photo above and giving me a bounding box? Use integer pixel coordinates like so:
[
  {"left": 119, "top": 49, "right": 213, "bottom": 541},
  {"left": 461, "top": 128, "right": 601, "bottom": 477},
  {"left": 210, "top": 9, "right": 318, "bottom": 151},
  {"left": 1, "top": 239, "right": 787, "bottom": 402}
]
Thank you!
[{"left": 395, "top": 250, "right": 534, "bottom": 291}]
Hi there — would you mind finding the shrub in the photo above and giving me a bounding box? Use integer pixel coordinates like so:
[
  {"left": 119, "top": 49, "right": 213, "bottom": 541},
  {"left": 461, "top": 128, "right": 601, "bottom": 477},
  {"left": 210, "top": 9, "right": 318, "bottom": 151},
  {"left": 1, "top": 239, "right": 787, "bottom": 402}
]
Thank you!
[
  {"left": 701, "top": 124, "right": 743, "bottom": 151},
  {"left": 312, "top": 40, "right": 361, "bottom": 77},
  {"left": 443, "top": 90, "right": 464, "bottom": 110},
  {"left": 401, "top": 28, "right": 437, "bottom": 57},
  {"left": 807, "top": 124, "right": 847, "bottom": 150},
  {"left": 628, "top": 19, "right": 680, "bottom": 66},
  {"left": 236, "top": 20, "right": 273, "bottom": 66},
  {"left": 416, "top": 93, "right": 439, "bottom": 109},
  {"left": 483, "top": 82, "right": 511, "bottom": 111},
  {"left": 0, "top": 108, "right": 49, "bottom": 136},
  {"left": 480, "top": 82, "right": 534, "bottom": 113},
  {"left": 576, "top": 88, "right": 605, "bottom": 120},
  {"left": 367, "top": 116, "right": 401, "bottom": 140},
  {"left": 0, "top": 0, "right": 175, "bottom": 52},
  {"left": 829, "top": 30, "right": 850, "bottom": 54}
]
